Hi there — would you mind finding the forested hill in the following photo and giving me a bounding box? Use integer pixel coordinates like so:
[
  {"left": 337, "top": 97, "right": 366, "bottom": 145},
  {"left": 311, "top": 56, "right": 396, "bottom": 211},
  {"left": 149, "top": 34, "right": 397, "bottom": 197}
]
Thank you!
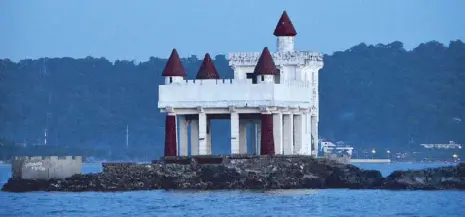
[{"left": 1, "top": 40, "right": 464, "bottom": 159}]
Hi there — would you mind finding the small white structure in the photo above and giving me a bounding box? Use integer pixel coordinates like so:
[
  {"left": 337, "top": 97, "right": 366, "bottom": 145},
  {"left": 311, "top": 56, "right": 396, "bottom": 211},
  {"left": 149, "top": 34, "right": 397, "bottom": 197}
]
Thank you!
[
  {"left": 12, "top": 156, "right": 82, "bottom": 179},
  {"left": 321, "top": 141, "right": 354, "bottom": 157},
  {"left": 158, "top": 11, "right": 323, "bottom": 157}
]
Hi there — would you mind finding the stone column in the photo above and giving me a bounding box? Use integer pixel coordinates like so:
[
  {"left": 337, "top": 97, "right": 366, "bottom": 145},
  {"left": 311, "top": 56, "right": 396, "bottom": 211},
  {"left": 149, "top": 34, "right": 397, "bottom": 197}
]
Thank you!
[
  {"left": 293, "top": 114, "right": 302, "bottom": 154},
  {"left": 198, "top": 113, "right": 207, "bottom": 155},
  {"left": 206, "top": 119, "right": 212, "bottom": 154},
  {"left": 239, "top": 120, "right": 247, "bottom": 154},
  {"left": 190, "top": 120, "right": 199, "bottom": 155},
  {"left": 306, "top": 113, "right": 312, "bottom": 155},
  {"left": 273, "top": 113, "right": 283, "bottom": 154},
  {"left": 164, "top": 114, "right": 177, "bottom": 157},
  {"left": 260, "top": 113, "right": 275, "bottom": 155},
  {"left": 230, "top": 112, "right": 240, "bottom": 154},
  {"left": 282, "top": 114, "right": 294, "bottom": 155},
  {"left": 311, "top": 115, "right": 318, "bottom": 157},
  {"left": 178, "top": 115, "right": 188, "bottom": 156},
  {"left": 294, "top": 114, "right": 308, "bottom": 155},
  {"left": 256, "top": 121, "right": 261, "bottom": 155}
]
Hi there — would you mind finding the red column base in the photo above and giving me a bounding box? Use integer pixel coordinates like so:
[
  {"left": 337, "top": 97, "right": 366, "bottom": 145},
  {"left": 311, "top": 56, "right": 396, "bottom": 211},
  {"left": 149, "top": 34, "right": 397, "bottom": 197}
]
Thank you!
[
  {"left": 164, "top": 115, "right": 177, "bottom": 157},
  {"left": 260, "top": 114, "right": 275, "bottom": 155}
]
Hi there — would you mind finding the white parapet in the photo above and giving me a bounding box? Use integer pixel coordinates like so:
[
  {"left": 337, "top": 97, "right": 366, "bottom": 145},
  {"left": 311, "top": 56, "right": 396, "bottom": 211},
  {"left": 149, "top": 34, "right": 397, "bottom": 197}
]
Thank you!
[{"left": 158, "top": 80, "right": 312, "bottom": 109}]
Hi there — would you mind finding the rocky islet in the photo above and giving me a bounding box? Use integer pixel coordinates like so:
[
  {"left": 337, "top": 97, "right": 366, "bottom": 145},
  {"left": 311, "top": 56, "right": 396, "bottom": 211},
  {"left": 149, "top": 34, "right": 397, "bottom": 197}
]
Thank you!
[{"left": 2, "top": 155, "right": 465, "bottom": 192}]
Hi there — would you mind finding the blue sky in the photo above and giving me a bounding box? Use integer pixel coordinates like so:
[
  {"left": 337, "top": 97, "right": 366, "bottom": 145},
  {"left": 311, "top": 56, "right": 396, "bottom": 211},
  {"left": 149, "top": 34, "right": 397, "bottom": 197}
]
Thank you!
[{"left": 1, "top": 0, "right": 464, "bottom": 61}]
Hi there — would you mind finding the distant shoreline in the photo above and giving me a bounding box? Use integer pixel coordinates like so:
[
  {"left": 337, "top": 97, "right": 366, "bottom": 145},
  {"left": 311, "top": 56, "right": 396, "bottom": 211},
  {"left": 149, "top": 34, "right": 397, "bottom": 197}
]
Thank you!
[
  {"left": 351, "top": 159, "right": 391, "bottom": 163},
  {"left": 0, "top": 161, "right": 461, "bottom": 166},
  {"left": 0, "top": 162, "right": 103, "bottom": 166}
]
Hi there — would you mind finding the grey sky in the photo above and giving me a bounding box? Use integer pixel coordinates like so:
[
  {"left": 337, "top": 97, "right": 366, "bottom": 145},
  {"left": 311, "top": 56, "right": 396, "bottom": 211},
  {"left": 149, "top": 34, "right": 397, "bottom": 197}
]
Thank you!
[{"left": 1, "top": 0, "right": 464, "bottom": 61}]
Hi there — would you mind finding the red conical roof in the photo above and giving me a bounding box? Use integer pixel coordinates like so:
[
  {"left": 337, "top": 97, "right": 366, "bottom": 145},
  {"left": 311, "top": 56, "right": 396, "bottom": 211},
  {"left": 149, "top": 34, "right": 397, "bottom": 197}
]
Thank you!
[
  {"left": 254, "top": 47, "right": 277, "bottom": 75},
  {"left": 273, "top": 11, "right": 297, "bottom": 37},
  {"left": 196, "top": 53, "right": 220, "bottom": 79},
  {"left": 162, "top": 49, "right": 186, "bottom": 77}
]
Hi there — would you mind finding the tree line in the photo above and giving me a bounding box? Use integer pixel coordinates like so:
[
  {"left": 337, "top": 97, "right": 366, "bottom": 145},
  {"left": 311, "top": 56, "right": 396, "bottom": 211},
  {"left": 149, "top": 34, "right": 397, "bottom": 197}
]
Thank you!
[{"left": 0, "top": 40, "right": 464, "bottom": 159}]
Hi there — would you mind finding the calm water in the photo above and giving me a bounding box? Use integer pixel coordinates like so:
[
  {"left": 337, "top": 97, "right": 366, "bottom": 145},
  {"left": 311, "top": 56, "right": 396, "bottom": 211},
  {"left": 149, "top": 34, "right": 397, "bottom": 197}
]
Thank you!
[{"left": 1, "top": 162, "right": 464, "bottom": 217}]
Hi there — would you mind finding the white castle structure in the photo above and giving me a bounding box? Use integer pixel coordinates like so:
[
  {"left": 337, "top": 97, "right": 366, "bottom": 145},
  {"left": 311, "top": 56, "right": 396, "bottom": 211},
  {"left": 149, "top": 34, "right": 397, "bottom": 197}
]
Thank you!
[{"left": 158, "top": 11, "right": 323, "bottom": 157}]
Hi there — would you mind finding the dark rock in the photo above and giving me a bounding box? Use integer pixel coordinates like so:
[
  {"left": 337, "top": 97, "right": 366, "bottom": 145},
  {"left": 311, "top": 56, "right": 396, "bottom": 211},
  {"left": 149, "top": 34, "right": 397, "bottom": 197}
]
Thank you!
[
  {"left": 2, "top": 155, "right": 464, "bottom": 192},
  {"left": 383, "top": 164, "right": 465, "bottom": 190}
]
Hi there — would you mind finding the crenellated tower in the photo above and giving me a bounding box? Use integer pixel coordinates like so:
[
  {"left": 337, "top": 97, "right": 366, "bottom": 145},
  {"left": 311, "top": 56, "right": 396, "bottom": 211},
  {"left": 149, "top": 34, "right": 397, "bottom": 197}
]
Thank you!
[{"left": 158, "top": 11, "right": 324, "bottom": 157}]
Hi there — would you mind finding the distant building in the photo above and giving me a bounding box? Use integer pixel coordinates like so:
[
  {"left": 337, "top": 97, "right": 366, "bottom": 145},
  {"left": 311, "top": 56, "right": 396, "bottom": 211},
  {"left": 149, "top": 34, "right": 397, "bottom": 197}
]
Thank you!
[
  {"left": 420, "top": 141, "right": 463, "bottom": 149},
  {"left": 418, "top": 141, "right": 462, "bottom": 162},
  {"left": 321, "top": 141, "right": 353, "bottom": 158},
  {"left": 157, "top": 11, "right": 323, "bottom": 156}
]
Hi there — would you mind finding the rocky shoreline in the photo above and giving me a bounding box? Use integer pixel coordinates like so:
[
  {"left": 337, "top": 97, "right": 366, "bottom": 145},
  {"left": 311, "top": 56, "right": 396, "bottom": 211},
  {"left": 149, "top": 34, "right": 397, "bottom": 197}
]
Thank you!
[{"left": 2, "top": 155, "right": 465, "bottom": 192}]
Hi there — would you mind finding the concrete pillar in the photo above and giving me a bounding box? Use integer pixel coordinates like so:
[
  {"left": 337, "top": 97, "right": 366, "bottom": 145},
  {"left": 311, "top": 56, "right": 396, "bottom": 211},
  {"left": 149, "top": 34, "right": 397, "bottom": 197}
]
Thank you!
[
  {"left": 311, "top": 115, "right": 318, "bottom": 157},
  {"left": 164, "top": 114, "right": 177, "bottom": 157},
  {"left": 282, "top": 114, "right": 294, "bottom": 154},
  {"left": 306, "top": 113, "right": 312, "bottom": 155},
  {"left": 190, "top": 120, "right": 199, "bottom": 155},
  {"left": 175, "top": 113, "right": 178, "bottom": 150},
  {"left": 256, "top": 121, "right": 261, "bottom": 155},
  {"left": 198, "top": 113, "right": 207, "bottom": 155},
  {"left": 178, "top": 115, "right": 188, "bottom": 156},
  {"left": 206, "top": 119, "right": 212, "bottom": 154},
  {"left": 293, "top": 114, "right": 303, "bottom": 154},
  {"left": 273, "top": 113, "right": 283, "bottom": 154},
  {"left": 239, "top": 120, "right": 247, "bottom": 154},
  {"left": 230, "top": 112, "right": 240, "bottom": 154}
]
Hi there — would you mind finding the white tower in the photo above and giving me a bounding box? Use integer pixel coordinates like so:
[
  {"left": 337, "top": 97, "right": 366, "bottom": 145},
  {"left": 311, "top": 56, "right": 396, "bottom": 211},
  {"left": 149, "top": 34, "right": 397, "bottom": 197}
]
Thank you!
[
  {"left": 162, "top": 49, "right": 186, "bottom": 84},
  {"left": 274, "top": 11, "right": 297, "bottom": 53}
]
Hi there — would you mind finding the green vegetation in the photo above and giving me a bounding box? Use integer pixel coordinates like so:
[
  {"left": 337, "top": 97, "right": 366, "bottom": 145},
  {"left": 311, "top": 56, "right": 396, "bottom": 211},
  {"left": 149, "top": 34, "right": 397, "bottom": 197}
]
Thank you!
[{"left": 0, "top": 40, "right": 464, "bottom": 160}]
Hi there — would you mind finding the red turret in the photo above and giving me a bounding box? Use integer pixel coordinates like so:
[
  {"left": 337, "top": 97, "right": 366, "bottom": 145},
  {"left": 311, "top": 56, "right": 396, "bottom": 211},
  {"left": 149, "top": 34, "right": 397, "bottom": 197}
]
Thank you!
[
  {"left": 196, "top": 53, "right": 220, "bottom": 79},
  {"left": 254, "top": 47, "right": 277, "bottom": 75},
  {"left": 162, "top": 49, "right": 186, "bottom": 77},
  {"left": 273, "top": 11, "right": 297, "bottom": 37}
]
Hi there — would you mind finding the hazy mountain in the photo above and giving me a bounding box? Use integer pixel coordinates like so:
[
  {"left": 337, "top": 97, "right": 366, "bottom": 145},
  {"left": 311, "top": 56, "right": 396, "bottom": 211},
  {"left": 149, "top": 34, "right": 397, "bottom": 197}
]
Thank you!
[{"left": 1, "top": 40, "right": 464, "bottom": 159}]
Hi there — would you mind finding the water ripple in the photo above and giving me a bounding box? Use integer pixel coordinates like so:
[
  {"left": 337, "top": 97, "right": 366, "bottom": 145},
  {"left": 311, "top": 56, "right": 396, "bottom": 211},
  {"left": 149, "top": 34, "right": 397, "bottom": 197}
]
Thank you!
[{"left": 1, "top": 163, "right": 465, "bottom": 217}]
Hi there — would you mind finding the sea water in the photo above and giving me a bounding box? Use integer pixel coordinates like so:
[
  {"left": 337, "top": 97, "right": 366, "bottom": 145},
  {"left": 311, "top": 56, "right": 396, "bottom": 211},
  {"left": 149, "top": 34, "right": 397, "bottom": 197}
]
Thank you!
[{"left": 1, "top": 162, "right": 464, "bottom": 217}]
